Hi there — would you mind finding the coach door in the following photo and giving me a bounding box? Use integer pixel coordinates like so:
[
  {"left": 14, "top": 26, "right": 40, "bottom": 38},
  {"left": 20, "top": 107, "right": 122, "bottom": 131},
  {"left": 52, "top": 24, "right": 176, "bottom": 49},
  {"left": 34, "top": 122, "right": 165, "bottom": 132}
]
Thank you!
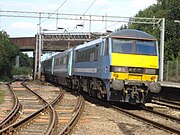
[
  {"left": 68, "top": 50, "right": 73, "bottom": 76},
  {"left": 101, "top": 38, "right": 110, "bottom": 79},
  {"left": 97, "top": 42, "right": 103, "bottom": 77}
]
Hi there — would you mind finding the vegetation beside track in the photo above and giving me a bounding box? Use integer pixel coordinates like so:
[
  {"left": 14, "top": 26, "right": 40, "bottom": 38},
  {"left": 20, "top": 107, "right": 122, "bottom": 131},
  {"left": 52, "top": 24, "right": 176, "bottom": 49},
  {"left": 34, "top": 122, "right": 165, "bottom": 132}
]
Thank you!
[
  {"left": 12, "top": 66, "right": 32, "bottom": 75},
  {"left": 0, "top": 90, "right": 5, "bottom": 104},
  {"left": 0, "top": 31, "right": 33, "bottom": 82}
]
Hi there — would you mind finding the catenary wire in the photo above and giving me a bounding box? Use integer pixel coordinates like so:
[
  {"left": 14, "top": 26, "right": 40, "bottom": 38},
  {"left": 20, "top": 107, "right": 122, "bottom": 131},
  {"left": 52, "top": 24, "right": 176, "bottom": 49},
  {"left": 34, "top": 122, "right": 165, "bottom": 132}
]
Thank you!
[
  {"left": 83, "top": 0, "right": 97, "bottom": 15},
  {"left": 92, "top": 0, "right": 112, "bottom": 15},
  {"left": 40, "top": 0, "right": 68, "bottom": 24},
  {"left": 97, "top": 21, "right": 122, "bottom": 32},
  {"left": 66, "top": 0, "right": 97, "bottom": 32}
]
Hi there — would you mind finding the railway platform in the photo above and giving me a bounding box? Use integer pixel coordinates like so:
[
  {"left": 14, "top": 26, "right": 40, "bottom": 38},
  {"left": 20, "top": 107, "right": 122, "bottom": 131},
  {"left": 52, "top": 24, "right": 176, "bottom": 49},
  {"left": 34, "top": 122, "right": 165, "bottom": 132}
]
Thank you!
[
  {"left": 158, "top": 81, "right": 180, "bottom": 102},
  {"left": 160, "top": 81, "right": 180, "bottom": 88}
]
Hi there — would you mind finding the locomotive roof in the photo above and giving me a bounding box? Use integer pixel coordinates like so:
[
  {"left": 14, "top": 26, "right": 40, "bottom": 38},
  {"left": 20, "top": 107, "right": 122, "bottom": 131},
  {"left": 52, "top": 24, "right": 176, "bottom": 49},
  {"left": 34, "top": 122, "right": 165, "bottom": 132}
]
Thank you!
[
  {"left": 72, "top": 29, "right": 157, "bottom": 51},
  {"left": 74, "top": 38, "right": 103, "bottom": 51},
  {"left": 108, "top": 29, "right": 157, "bottom": 41}
]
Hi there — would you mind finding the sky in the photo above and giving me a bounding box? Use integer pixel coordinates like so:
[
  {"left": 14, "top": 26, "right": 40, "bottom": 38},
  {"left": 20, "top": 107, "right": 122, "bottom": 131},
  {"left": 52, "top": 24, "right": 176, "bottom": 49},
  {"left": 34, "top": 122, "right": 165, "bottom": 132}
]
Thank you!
[{"left": 0, "top": 0, "right": 157, "bottom": 38}]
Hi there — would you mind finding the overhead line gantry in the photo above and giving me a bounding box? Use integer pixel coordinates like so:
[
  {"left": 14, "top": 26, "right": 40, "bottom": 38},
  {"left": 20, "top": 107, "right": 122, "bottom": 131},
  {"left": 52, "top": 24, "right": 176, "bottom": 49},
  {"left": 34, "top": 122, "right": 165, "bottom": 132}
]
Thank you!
[{"left": 0, "top": 10, "right": 165, "bottom": 81}]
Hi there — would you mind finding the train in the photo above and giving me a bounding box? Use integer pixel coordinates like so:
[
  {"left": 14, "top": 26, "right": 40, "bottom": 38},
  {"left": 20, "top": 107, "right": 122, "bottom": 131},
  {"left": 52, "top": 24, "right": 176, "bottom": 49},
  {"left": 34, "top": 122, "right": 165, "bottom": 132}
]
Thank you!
[{"left": 41, "top": 29, "right": 161, "bottom": 104}]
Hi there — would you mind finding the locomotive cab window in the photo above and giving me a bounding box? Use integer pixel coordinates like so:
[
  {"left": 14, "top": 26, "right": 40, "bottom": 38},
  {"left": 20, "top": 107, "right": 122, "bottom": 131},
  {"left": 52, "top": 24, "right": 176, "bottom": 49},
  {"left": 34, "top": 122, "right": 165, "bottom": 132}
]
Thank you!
[
  {"left": 112, "top": 38, "right": 157, "bottom": 56},
  {"left": 112, "top": 39, "right": 133, "bottom": 54},
  {"left": 136, "top": 41, "right": 157, "bottom": 55}
]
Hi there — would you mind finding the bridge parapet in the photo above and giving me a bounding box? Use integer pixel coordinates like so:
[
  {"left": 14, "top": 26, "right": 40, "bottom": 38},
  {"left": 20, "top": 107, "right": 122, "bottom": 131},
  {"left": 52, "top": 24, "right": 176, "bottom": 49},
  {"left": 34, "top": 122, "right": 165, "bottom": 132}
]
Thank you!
[
  {"left": 10, "top": 37, "right": 35, "bottom": 51},
  {"left": 43, "top": 32, "right": 102, "bottom": 41},
  {"left": 42, "top": 32, "right": 102, "bottom": 51},
  {"left": 11, "top": 32, "right": 102, "bottom": 51}
]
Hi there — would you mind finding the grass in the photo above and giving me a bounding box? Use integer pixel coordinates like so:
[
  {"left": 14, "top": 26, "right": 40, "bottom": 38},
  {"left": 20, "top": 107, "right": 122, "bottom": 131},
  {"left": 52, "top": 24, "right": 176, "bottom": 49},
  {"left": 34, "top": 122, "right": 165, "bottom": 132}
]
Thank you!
[{"left": 0, "top": 90, "right": 5, "bottom": 104}]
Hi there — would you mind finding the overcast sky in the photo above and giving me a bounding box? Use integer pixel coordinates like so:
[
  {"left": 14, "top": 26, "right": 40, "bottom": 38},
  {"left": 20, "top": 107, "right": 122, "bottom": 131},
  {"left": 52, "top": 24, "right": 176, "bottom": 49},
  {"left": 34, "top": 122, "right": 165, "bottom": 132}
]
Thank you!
[{"left": 0, "top": 0, "right": 157, "bottom": 37}]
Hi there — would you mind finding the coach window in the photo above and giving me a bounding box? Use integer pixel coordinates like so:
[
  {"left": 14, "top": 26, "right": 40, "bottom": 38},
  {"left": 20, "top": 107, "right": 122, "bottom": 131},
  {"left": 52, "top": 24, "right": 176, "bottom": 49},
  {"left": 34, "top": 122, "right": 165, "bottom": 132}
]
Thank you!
[
  {"left": 63, "top": 56, "right": 67, "bottom": 65},
  {"left": 104, "top": 39, "right": 109, "bottom": 55},
  {"left": 66, "top": 55, "right": 69, "bottom": 64},
  {"left": 75, "top": 51, "right": 78, "bottom": 62},
  {"left": 86, "top": 49, "right": 90, "bottom": 61},
  {"left": 83, "top": 50, "right": 87, "bottom": 62},
  {"left": 94, "top": 45, "right": 98, "bottom": 61},
  {"left": 60, "top": 57, "right": 64, "bottom": 64},
  {"left": 99, "top": 42, "right": 103, "bottom": 56},
  {"left": 58, "top": 58, "right": 61, "bottom": 65},
  {"left": 55, "top": 58, "right": 60, "bottom": 66}
]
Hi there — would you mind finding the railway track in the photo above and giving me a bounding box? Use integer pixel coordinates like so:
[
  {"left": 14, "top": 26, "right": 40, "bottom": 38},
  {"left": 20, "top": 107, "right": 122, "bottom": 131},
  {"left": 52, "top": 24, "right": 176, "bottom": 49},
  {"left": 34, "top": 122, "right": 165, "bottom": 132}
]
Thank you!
[
  {"left": 0, "top": 81, "right": 64, "bottom": 134},
  {"left": 151, "top": 98, "right": 180, "bottom": 110},
  {"left": 59, "top": 95, "right": 84, "bottom": 135},
  {"left": 0, "top": 81, "right": 85, "bottom": 134},
  {"left": 55, "top": 90, "right": 85, "bottom": 135},
  {"left": 111, "top": 103, "right": 180, "bottom": 134},
  {"left": 5, "top": 80, "right": 179, "bottom": 134},
  {"left": 29, "top": 83, "right": 85, "bottom": 134},
  {"left": 0, "top": 82, "right": 21, "bottom": 129},
  {"left": 141, "top": 105, "right": 180, "bottom": 123},
  {"left": 112, "top": 104, "right": 180, "bottom": 134},
  {"left": 81, "top": 93, "right": 180, "bottom": 134}
]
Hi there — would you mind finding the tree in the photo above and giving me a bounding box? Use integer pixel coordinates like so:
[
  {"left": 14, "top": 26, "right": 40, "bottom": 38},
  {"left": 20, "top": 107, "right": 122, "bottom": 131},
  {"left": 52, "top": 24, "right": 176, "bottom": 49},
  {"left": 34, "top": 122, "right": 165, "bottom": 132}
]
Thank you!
[
  {"left": 116, "top": 24, "right": 128, "bottom": 31},
  {"left": 0, "top": 30, "right": 20, "bottom": 79},
  {"left": 126, "top": 0, "right": 180, "bottom": 61},
  {"left": 19, "top": 53, "right": 33, "bottom": 68}
]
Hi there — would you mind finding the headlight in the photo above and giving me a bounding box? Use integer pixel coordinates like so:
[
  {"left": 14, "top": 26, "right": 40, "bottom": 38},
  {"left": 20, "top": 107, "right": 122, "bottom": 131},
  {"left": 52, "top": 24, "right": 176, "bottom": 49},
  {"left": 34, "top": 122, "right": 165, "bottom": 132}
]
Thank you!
[
  {"left": 144, "top": 69, "right": 158, "bottom": 75},
  {"left": 110, "top": 66, "right": 128, "bottom": 72}
]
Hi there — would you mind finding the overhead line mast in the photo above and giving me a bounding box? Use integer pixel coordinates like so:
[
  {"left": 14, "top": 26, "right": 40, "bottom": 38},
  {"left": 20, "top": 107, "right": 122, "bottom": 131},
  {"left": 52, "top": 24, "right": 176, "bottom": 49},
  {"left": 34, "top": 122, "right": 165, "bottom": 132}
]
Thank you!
[
  {"left": 37, "top": 0, "right": 68, "bottom": 79},
  {"left": 0, "top": 10, "right": 165, "bottom": 81}
]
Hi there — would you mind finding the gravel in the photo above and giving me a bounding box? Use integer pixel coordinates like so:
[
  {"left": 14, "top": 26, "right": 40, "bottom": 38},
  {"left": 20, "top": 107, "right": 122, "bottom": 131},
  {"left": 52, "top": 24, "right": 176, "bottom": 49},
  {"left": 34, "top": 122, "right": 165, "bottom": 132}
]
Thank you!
[{"left": 72, "top": 100, "right": 171, "bottom": 135}]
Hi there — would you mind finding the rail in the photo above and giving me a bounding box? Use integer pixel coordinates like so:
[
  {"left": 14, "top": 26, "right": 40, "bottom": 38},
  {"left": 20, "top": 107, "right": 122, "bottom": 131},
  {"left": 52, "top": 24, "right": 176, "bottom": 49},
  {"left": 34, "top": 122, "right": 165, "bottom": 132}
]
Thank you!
[
  {"left": 0, "top": 81, "right": 64, "bottom": 134},
  {"left": 82, "top": 93, "right": 180, "bottom": 135},
  {"left": 154, "top": 98, "right": 180, "bottom": 106},
  {"left": 58, "top": 95, "right": 84, "bottom": 135},
  {"left": 151, "top": 100, "right": 180, "bottom": 110},
  {"left": 140, "top": 105, "right": 180, "bottom": 123},
  {"left": 46, "top": 87, "right": 64, "bottom": 135},
  {"left": 0, "top": 82, "right": 21, "bottom": 129},
  {"left": 112, "top": 105, "right": 180, "bottom": 134}
]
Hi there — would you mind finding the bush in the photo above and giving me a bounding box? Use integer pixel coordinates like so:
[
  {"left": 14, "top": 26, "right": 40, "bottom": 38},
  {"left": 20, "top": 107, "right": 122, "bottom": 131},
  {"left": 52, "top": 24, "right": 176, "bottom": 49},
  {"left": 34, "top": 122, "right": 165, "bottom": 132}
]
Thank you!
[
  {"left": 12, "top": 66, "right": 32, "bottom": 75},
  {"left": 0, "top": 90, "right": 5, "bottom": 104},
  {"left": 0, "top": 76, "right": 10, "bottom": 82}
]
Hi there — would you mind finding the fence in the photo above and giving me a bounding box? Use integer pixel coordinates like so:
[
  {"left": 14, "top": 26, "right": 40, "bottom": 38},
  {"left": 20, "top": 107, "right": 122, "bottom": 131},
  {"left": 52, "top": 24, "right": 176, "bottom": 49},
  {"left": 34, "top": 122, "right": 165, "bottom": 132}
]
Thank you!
[{"left": 163, "top": 60, "right": 180, "bottom": 82}]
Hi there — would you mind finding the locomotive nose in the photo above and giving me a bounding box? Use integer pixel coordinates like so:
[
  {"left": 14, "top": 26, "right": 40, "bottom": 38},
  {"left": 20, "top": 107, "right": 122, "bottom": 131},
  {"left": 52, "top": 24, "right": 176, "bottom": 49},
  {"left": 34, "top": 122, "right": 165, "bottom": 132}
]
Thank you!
[{"left": 149, "top": 82, "right": 161, "bottom": 93}]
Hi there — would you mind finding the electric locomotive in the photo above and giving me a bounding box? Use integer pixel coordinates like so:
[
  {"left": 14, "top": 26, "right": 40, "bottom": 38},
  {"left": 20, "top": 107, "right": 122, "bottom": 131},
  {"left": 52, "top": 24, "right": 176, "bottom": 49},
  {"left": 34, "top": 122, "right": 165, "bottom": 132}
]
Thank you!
[{"left": 42, "top": 29, "right": 161, "bottom": 104}]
